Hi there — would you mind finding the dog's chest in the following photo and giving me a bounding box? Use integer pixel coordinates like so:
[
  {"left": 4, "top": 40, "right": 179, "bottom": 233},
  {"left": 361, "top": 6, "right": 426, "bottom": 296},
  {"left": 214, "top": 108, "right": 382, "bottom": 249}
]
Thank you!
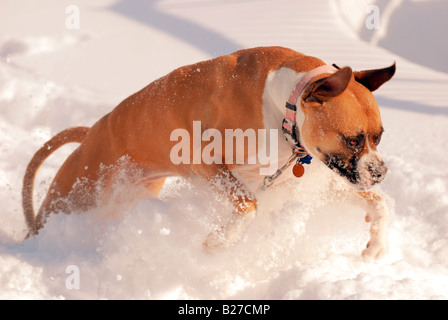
[{"left": 231, "top": 68, "right": 307, "bottom": 192}]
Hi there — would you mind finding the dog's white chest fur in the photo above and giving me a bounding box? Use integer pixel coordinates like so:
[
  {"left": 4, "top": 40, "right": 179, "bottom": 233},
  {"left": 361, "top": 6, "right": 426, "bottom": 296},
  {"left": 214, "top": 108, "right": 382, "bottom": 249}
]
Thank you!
[{"left": 232, "top": 68, "right": 307, "bottom": 191}]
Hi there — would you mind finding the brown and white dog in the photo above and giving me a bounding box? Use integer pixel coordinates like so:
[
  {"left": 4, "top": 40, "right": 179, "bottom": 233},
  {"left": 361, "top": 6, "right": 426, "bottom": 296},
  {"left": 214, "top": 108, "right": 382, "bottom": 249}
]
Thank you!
[{"left": 22, "top": 46, "right": 395, "bottom": 260}]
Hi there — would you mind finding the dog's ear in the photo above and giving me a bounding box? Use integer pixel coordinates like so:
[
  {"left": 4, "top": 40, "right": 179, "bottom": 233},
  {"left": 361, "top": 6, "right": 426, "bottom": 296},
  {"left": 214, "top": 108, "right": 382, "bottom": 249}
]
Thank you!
[
  {"left": 307, "top": 66, "right": 352, "bottom": 101},
  {"left": 354, "top": 62, "right": 396, "bottom": 92}
]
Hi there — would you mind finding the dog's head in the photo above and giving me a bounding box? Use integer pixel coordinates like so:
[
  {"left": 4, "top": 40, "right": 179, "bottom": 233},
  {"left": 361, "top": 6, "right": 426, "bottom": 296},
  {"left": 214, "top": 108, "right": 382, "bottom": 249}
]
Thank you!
[{"left": 299, "top": 63, "right": 395, "bottom": 190}]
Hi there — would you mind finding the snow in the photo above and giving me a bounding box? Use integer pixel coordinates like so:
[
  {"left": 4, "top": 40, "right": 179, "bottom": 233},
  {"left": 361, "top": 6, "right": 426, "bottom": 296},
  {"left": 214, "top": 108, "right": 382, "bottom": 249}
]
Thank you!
[{"left": 1, "top": 0, "right": 448, "bottom": 299}]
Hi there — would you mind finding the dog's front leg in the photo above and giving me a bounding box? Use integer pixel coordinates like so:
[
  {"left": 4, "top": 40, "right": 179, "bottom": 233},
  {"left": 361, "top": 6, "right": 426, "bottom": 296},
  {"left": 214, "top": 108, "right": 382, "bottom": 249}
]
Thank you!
[
  {"left": 203, "top": 210, "right": 256, "bottom": 253},
  {"left": 335, "top": 187, "right": 389, "bottom": 260},
  {"left": 358, "top": 191, "right": 389, "bottom": 261},
  {"left": 202, "top": 168, "right": 257, "bottom": 253}
]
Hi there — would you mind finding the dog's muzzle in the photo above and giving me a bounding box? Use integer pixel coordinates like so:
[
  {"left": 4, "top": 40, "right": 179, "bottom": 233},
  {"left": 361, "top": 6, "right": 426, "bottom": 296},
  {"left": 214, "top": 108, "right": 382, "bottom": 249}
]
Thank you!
[{"left": 325, "top": 153, "right": 387, "bottom": 190}]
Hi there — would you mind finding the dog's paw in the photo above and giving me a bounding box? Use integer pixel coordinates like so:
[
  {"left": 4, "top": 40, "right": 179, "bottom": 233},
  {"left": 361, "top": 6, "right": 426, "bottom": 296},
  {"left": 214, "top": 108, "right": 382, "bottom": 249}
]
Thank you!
[
  {"left": 202, "top": 211, "right": 255, "bottom": 254},
  {"left": 202, "top": 226, "right": 231, "bottom": 254},
  {"left": 362, "top": 239, "right": 387, "bottom": 262},
  {"left": 202, "top": 223, "right": 245, "bottom": 254}
]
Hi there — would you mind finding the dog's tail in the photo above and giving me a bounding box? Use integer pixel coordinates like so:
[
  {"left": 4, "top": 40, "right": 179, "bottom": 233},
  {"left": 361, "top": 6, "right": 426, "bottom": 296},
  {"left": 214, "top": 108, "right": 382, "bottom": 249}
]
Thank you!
[{"left": 22, "top": 127, "right": 90, "bottom": 236}]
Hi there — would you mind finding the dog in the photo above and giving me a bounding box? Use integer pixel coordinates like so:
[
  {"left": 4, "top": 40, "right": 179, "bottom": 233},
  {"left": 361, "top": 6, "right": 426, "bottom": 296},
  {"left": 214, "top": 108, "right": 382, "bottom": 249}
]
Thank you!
[{"left": 22, "top": 46, "right": 395, "bottom": 260}]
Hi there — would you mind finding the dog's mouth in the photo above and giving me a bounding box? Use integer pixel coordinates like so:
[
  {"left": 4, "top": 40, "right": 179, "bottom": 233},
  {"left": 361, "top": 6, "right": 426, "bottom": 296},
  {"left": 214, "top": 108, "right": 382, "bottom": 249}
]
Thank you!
[{"left": 324, "top": 153, "right": 387, "bottom": 190}]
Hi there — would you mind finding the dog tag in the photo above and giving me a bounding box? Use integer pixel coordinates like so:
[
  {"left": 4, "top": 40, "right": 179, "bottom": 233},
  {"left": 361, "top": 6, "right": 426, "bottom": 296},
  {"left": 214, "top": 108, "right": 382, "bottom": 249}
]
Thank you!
[{"left": 292, "top": 163, "right": 305, "bottom": 178}]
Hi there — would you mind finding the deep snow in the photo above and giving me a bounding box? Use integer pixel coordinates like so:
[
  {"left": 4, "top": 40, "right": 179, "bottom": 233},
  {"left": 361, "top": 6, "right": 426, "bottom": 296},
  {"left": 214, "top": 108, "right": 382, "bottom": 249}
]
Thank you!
[{"left": 0, "top": 0, "right": 448, "bottom": 299}]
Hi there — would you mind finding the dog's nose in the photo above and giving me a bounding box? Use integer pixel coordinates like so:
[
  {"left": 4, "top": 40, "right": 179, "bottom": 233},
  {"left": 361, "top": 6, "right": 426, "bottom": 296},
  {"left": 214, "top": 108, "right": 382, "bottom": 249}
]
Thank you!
[{"left": 369, "top": 161, "right": 387, "bottom": 184}]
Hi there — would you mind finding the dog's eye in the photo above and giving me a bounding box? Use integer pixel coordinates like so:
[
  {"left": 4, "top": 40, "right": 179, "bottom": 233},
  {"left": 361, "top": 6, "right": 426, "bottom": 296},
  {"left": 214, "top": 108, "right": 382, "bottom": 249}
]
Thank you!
[
  {"left": 344, "top": 133, "right": 365, "bottom": 149},
  {"left": 348, "top": 138, "right": 359, "bottom": 147}
]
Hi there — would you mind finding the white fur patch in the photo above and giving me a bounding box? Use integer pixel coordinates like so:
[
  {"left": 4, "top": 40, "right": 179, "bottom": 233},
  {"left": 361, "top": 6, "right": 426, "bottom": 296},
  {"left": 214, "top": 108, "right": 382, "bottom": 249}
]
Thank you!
[
  {"left": 261, "top": 68, "right": 306, "bottom": 165},
  {"left": 232, "top": 68, "right": 307, "bottom": 191}
]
